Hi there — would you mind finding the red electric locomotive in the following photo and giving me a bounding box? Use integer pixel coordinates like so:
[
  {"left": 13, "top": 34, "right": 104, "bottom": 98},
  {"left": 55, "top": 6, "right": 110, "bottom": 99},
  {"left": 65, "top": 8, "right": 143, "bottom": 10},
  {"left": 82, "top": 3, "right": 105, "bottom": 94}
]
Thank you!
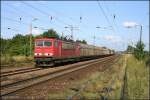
[{"left": 34, "top": 38, "right": 80, "bottom": 66}]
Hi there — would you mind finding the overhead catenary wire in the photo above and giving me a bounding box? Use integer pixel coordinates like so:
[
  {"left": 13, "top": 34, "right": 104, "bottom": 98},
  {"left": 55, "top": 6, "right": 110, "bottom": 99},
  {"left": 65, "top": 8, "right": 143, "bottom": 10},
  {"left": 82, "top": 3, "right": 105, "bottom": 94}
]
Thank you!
[
  {"left": 97, "top": 0, "right": 116, "bottom": 34},
  {"left": 2, "top": 16, "right": 53, "bottom": 38},
  {"left": 3, "top": 3, "right": 65, "bottom": 32},
  {"left": 7, "top": 3, "right": 36, "bottom": 18},
  {"left": 40, "top": 3, "right": 90, "bottom": 29},
  {"left": 103, "top": 2, "right": 148, "bottom": 49},
  {"left": 3, "top": 2, "right": 95, "bottom": 38},
  {"left": 21, "top": 2, "right": 89, "bottom": 30},
  {"left": 3, "top": 1, "right": 101, "bottom": 44},
  {"left": 2, "top": 12, "right": 80, "bottom": 42},
  {"left": 51, "top": 5, "right": 97, "bottom": 40},
  {"left": 42, "top": 5, "right": 76, "bottom": 24},
  {"left": 2, "top": 16, "right": 75, "bottom": 41},
  {"left": 102, "top": 1, "right": 121, "bottom": 34},
  {"left": 21, "top": 1, "right": 69, "bottom": 26},
  {"left": 20, "top": 1, "right": 81, "bottom": 35},
  {"left": 3, "top": 4, "right": 41, "bottom": 29},
  {"left": 3, "top": 27, "right": 23, "bottom": 35},
  {"left": 20, "top": 1, "right": 90, "bottom": 40},
  {"left": 2, "top": 17, "right": 29, "bottom": 26}
]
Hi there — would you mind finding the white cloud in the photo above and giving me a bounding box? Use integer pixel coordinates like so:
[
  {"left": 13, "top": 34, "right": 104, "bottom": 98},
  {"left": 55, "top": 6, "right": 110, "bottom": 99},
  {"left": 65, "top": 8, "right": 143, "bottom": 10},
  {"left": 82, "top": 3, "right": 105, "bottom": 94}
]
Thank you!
[
  {"left": 99, "top": 35, "right": 123, "bottom": 43},
  {"left": 123, "top": 21, "right": 139, "bottom": 28}
]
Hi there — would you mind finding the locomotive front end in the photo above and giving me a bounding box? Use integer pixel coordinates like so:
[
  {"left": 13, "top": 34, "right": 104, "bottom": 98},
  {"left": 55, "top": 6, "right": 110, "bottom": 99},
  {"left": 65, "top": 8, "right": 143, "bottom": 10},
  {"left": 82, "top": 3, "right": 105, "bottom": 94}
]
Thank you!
[{"left": 34, "top": 38, "right": 54, "bottom": 66}]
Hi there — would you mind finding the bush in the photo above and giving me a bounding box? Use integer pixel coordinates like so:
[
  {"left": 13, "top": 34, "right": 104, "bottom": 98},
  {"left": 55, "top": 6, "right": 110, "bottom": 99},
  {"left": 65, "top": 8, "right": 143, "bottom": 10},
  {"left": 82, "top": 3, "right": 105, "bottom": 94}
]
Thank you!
[
  {"left": 43, "top": 29, "right": 60, "bottom": 39},
  {"left": 145, "top": 57, "right": 150, "bottom": 67},
  {"left": 133, "top": 41, "right": 145, "bottom": 61}
]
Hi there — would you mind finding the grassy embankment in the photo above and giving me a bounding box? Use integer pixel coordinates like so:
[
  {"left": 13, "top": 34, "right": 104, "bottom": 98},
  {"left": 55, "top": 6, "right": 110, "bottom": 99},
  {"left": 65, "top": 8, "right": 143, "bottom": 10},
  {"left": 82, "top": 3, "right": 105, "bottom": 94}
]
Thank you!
[
  {"left": 48, "top": 55, "right": 126, "bottom": 99},
  {"left": 48, "top": 54, "right": 149, "bottom": 99},
  {"left": 1, "top": 55, "right": 34, "bottom": 68},
  {"left": 126, "top": 54, "right": 149, "bottom": 99}
]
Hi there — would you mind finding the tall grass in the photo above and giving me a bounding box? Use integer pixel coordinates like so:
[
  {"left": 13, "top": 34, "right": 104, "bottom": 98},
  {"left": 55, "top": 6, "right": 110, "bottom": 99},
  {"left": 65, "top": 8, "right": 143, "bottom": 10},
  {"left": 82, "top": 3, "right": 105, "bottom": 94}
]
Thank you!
[
  {"left": 126, "top": 54, "right": 149, "bottom": 99},
  {"left": 1, "top": 55, "right": 34, "bottom": 67}
]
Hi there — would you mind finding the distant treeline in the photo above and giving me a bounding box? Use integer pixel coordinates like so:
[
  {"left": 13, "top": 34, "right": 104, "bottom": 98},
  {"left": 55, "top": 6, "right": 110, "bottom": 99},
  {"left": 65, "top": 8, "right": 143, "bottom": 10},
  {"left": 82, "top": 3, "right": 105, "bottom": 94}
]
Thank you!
[
  {"left": 1, "top": 34, "right": 35, "bottom": 56},
  {"left": 1, "top": 29, "right": 87, "bottom": 56}
]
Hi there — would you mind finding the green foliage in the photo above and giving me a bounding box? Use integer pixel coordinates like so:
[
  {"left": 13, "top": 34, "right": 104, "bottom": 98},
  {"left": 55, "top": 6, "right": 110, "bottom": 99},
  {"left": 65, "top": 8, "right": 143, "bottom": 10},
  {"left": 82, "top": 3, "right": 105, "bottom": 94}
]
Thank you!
[
  {"left": 76, "top": 39, "right": 87, "bottom": 44},
  {"left": 126, "top": 45, "right": 134, "bottom": 53},
  {"left": 133, "top": 41, "right": 145, "bottom": 60},
  {"left": 42, "top": 29, "right": 60, "bottom": 39},
  {"left": 126, "top": 41, "right": 146, "bottom": 61},
  {"left": 82, "top": 40, "right": 87, "bottom": 44},
  {"left": 1, "top": 34, "right": 31, "bottom": 56},
  {"left": 0, "top": 38, "right": 10, "bottom": 55},
  {"left": 145, "top": 57, "right": 150, "bottom": 67}
]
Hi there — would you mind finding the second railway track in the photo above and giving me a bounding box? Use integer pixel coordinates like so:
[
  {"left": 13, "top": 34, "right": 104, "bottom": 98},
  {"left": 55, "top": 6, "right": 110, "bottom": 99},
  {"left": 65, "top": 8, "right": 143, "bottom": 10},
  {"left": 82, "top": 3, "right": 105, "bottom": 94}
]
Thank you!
[
  {"left": 1, "top": 55, "right": 118, "bottom": 97},
  {"left": 1, "top": 67, "right": 42, "bottom": 77}
]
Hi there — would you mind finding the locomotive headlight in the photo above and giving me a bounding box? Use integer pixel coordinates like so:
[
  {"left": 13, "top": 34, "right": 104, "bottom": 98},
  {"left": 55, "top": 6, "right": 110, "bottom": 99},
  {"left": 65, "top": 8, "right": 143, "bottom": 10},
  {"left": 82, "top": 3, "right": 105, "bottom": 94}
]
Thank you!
[
  {"left": 44, "top": 53, "right": 53, "bottom": 56},
  {"left": 34, "top": 53, "right": 37, "bottom": 56},
  {"left": 34, "top": 53, "right": 42, "bottom": 56}
]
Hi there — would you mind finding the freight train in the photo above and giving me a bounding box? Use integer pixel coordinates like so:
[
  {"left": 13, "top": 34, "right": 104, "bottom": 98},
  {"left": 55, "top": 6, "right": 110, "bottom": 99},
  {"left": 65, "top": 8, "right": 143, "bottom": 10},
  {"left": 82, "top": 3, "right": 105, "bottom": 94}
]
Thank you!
[{"left": 34, "top": 38, "right": 114, "bottom": 66}]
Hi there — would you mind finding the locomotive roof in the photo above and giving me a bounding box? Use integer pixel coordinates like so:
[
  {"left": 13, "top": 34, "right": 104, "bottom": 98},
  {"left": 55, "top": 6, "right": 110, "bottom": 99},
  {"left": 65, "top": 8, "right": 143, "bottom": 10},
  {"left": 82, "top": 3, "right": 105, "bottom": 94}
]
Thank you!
[{"left": 35, "top": 38, "right": 60, "bottom": 41}]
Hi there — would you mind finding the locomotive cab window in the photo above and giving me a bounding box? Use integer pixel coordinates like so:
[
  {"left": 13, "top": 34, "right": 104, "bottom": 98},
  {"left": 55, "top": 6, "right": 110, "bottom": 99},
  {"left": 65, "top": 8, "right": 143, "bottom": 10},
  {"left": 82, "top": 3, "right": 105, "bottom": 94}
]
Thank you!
[
  {"left": 36, "top": 41, "right": 43, "bottom": 46},
  {"left": 44, "top": 41, "right": 52, "bottom": 47}
]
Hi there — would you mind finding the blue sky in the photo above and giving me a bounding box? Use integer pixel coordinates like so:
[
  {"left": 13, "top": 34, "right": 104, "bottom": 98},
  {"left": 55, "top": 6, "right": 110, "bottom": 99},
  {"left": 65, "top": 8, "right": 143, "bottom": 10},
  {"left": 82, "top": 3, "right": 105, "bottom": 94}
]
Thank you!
[{"left": 1, "top": 1, "right": 149, "bottom": 51}]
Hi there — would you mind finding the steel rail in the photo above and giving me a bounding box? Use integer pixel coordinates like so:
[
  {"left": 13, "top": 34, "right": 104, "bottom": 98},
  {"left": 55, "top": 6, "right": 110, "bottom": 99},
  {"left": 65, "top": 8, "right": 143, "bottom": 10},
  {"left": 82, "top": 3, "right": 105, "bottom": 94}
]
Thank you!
[
  {"left": 1, "top": 55, "right": 117, "bottom": 97},
  {"left": 1, "top": 67, "right": 42, "bottom": 77}
]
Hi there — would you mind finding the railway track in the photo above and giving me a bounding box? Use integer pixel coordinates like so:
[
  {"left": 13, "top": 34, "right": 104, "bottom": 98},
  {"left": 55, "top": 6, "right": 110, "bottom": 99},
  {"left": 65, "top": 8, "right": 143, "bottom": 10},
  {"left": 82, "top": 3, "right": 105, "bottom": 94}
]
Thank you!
[
  {"left": 1, "top": 55, "right": 118, "bottom": 97},
  {"left": 1, "top": 67, "right": 42, "bottom": 77},
  {"left": 68, "top": 56, "right": 121, "bottom": 99}
]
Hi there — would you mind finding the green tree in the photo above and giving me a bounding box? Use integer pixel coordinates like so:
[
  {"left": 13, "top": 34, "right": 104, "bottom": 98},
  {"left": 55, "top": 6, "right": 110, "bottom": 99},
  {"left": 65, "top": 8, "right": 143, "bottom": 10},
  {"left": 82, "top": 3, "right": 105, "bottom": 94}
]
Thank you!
[
  {"left": 35, "top": 34, "right": 43, "bottom": 38},
  {"left": 76, "top": 39, "right": 87, "bottom": 44},
  {"left": 42, "top": 29, "right": 60, "bottom": 39},
  {"left": 133, "top": 41, "right": 145, "bottom": 60},
  {"left": 0, "top": 38, "right": 10, "bottom": 56},
  {"left": 126, "top": 45, "right": 134, "bottom": 53},
  {"left": 82, "top": 40, "right": 87, "bottom": 44},
  {"left": 2, "top": 34, "right": 32, "bottom": 56}
]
